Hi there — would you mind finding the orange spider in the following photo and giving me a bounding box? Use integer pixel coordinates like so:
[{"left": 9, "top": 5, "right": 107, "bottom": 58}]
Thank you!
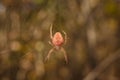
[{"left": 45, "top": 25, "right": 68, "bottom": 63}]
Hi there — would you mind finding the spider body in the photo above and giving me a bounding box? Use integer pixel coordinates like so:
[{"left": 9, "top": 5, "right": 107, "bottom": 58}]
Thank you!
[
  {"left": 52, "top": 32, "right": 64, "bottom": 47},
  {"left": 45, "top": 25, "right": 68, "bottom": 63}
]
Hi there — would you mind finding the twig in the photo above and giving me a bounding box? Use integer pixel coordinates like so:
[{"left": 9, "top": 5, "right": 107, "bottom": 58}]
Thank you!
[{"left": 83, "top": 49, "right": 120, "bottom": 80}]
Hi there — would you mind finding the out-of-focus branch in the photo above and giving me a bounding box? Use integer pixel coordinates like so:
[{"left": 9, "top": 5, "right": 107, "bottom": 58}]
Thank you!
[
  {"left": 85, "top": 18, "right": 97, "bottom": 68},
  {"left": 83, "top": 49, "right": 120, "bottom": 80},
  {"left": 79, "top": 0, "right": 101, "bottom": 69},
  {"left": 78, "top": 0, "right": 100, "bottom": 24}
]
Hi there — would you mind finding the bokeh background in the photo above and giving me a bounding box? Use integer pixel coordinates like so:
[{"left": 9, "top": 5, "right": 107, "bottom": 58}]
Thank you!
[{"left": 0, "top": 0, "right": 120, "bottom": 80}]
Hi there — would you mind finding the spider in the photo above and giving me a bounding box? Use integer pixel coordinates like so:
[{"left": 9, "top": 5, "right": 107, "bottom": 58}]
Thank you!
[{"left": 45, "top": 25, "right": 68, "bottom": 63}]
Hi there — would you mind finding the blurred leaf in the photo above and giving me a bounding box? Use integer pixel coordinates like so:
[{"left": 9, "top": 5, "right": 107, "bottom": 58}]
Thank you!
[{"left": 104, "top": 0, "right": 119, "bottom": 17}]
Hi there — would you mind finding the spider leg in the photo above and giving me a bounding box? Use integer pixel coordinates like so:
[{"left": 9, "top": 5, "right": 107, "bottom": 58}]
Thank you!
[
  {"left": 45, "top": 47, "right": 55, "bottom": 62},
  {"left": 50, "top": 24, "right": 53, "bottom": 39},
  {"left": 48, "top": 41, "right": 53, "bottom": 46},
  {"left": 62, "top": 30, "right": 67, "bottom": 45},
  {"left": 61, "top": 47, "right": 68, "bottom": 63}
]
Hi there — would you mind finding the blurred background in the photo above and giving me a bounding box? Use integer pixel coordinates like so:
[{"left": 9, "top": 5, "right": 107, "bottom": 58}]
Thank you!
[{"left": 0, "top": 0, "right": 120, "bottom": 80}]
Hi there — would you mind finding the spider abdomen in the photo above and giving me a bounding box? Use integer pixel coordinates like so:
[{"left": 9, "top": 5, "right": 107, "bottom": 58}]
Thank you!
[{"left": 52, "top": 32, "right": 64, "bottom": 46}]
